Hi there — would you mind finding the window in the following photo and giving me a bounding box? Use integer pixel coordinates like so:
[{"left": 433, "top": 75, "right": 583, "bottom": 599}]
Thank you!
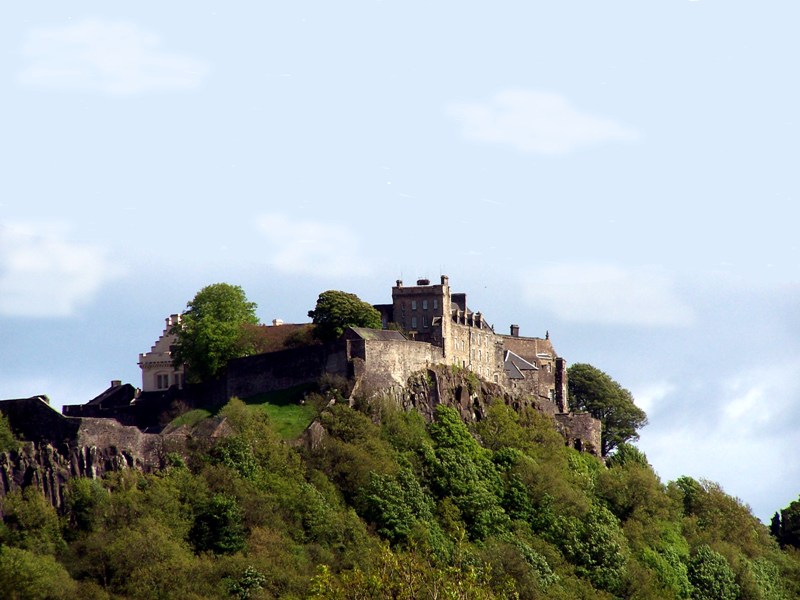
[
  {"left": 156, "top": 374, "right": 170, "bottom": 389},
  {"left": 423, "top": 315, "right": 429, "bottom": 328},
  {"left": 422, "top": 299, "right": 428, "bottom": 310},
  {"left": 433, "top": 299, "right": 438, "bottom": 309},
  {"left": 411, "top": 300, "right": 417, "bottom": 310},
  {"left": 411, "top": 316, "right": 418, "bottom": 329}
]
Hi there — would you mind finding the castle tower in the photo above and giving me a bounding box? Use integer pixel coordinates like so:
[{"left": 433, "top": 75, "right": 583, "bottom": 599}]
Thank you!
[
  {"left": 391, "top": 275, "right": 451, "bottom": 355},
  {"left": 138, "top": 314, "right": 185, "bottom": 392}
]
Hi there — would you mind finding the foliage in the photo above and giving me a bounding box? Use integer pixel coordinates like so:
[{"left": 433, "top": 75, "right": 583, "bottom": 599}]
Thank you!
[
  {"left": 688, "top": 545, "right": 740, "bottom": 600},
  {"left": 778, "top": 496, "right": 800, "bottom": 549},
  {"left": 567, "top": 362, "right": 648, "bottom": 456},
  {"left": 307, "top": 289, "right": 382, "bottom": 342},
  {"left": 0, "top": 546, "right": 77, "bottom": 600},
  {"left": 0, "top": 412, "right": 17, "bottom": 452},
  {"left": 3, "top": 394, "right": 800, "bottom": 599},
  {"left": 172, "top": 282, "right": 260, "bottom": 383},
  {"left": 189, "top": 494, "right": 246, "bottom": 554}
]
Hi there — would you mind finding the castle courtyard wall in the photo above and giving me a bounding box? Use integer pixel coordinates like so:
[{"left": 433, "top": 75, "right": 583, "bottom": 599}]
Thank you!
[
  {"left": 226, "top": 345, "right": 348, "bottom": 400},
  {"left": 357, "top": 339, "right": 440, "bottom": 391}
]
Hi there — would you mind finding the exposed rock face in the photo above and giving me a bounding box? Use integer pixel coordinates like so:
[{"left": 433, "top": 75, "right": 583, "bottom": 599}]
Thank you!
[
  {"left": 0, "top": 441, "right": 149, "bottom": 511},
  {"left": 0, "top": 397, "right": 195, "bottom": 513},
  {"left": 348, "top": 365, "right": 602, "bottom": 456}
]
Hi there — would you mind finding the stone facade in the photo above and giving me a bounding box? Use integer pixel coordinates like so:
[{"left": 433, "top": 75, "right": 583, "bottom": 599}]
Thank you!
[
  {"left": 138, "top": 314, "right": 185, "bottom": 392},
  {"left": 375, "top": 276, "right": 566, "bottom": 412}
]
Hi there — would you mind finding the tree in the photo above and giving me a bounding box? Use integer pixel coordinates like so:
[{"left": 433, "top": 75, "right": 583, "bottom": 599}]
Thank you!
[
  {"left": 171, "top": 283, "right": 259, "bottom": 383},
  {"left": 779, "top": 496, "right": 800, "bottom": 549},
  {"left": 307, "top": 290, "right": 382, "bottom": 342},
  {"left": 567, "top": 363, "right": 647, "bottom": 457},
  {"left": 687, "top": 545, "right": 739, "bottom": 600}
]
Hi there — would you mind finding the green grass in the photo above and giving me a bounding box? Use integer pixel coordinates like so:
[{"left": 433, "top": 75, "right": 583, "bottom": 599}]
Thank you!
[
  {"left": 168, "top": 408, "right": 212, "bottom": 429},
  {"left": 166, "top": 384, "right": 321, "bottom": 441},
  {"left": 242, "top": 384, "right": 320, "bottom": 440}
]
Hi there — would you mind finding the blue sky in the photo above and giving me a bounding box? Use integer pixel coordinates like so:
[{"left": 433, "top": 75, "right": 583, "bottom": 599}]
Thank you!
[{"left": 1, "top": 2, "right": 798, "bottom": 522}]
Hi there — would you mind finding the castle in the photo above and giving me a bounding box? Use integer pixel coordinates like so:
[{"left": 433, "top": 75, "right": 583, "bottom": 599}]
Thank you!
[
  {"left": 134, "top": 275, "right": 597, "bottom": 451},
  {"left": 1, "top": 276, "right": 601, "bottom": 481}
]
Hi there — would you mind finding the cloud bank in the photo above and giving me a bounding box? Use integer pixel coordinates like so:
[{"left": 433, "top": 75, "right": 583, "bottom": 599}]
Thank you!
[
  {"left": 19, "top": 18, "right": 208, "bottom": 95},
  {"left": 256, "top": 214, "right": 371, "bottom": 278},
  {"left": 0, "top": 223, "right": 122, "bottom": 317},
  {"left": 522, "top": 263, "right": 694, "bottom": 326},
  {"left": 447, "top": 90, "right": 639, "bottom": 155}
]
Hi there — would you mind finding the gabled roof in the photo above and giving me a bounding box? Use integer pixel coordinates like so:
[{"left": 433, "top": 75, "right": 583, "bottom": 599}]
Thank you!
[
  {"left": 86, "top": 383, "right": 137, "bottom": 408},
  {"left": 504, "top": 350, "right": 538, "bottom": 380},
  {"left": 346, "top": 327, "right": 407, "bottom": 341}
]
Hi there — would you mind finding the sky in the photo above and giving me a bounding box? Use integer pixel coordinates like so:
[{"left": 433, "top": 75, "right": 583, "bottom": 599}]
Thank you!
[{"left": 1, "top": 2, "right": 798, "bottom": 522}]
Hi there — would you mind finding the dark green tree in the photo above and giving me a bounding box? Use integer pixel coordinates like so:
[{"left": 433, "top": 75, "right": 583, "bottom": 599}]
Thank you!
[
  {"left": 307, "top": 290, "right": 382, "bottom": 342},
  {"left": 780, "top": 497, "right": 800, "bottom": 549},
  {"left": 567, "top": 363, "right": 648, "bottom": 456},
  {"left": 189, "top": 494, "right": 246, "bottom": 555},
  {"left": 171, "top": 283, "right": 260, "bottom": 383},
  {"left": 687, "top": 545, "right": 739, "bottom": 600}
]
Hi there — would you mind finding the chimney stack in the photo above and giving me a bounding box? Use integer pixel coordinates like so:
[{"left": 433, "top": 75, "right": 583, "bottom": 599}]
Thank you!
[{"left": 510, "top": 324, "right": 520, "bottom": 337}]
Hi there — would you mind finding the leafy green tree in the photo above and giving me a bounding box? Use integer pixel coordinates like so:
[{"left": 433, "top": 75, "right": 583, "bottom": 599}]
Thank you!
[
  {"left": 189, "top": 494, "right": 246, "bottom": 555},
  {"left": 0, "top": 546, "right": 77, "bottom": 600},
  {"left": 361, "top": 465, "right": 435, "bottom": 545},
  {"left": 0, "top": 488, "right": 65, "bottom": 556},
  {"left": 567, "top": 363, "right": 648, "bottom": 456},
  {"left": 551, "top": 505, "right": 629, "bottom": 594},
  {"left": 780, "top": 497, "right": 800, "bottom": 549},
  {"left": 0, "top": 412, "right": 17, "bottom": 452},
  {"left": 687, "top": 545, "right": 740, "bottom": 600},
  {"left": 426, "top": 405, "right": 510, "bottom": 540},
  {"left": 307, "top": 290, "right": 382, "bottom": 342},
  {"left": 172, "top": 283, "right": 260, "bottom": 382}
]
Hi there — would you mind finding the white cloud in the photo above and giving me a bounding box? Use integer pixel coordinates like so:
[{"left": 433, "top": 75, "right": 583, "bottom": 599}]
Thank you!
[
  {"left": 522, "top": 263, "right": 694, "bottom": 326},
  {"left": 637, "top": 359, "right": 800, "bottom": 521},
  {"left": 256, "top": 214, "right": 371, "bottom": 278},
  {"left": 446, "top": 90, "right": 639, "bottom": 155},
  {"left": 631, "top": 380, "right": 676, "bottom": 414},
  {"left": 0, "top": 223, "right": 122, "bottom": 317},
  {"left": 19, "top": 18, "right": 208, "bottom": 95}
]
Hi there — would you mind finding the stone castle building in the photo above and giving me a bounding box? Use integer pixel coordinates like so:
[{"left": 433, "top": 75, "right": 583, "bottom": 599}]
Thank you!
[
  {"left": 372, "top": 275, "right": 568, "bottom": 413},
  {"left": 138, "top": 314, "right": 185, "bottom": 393}
]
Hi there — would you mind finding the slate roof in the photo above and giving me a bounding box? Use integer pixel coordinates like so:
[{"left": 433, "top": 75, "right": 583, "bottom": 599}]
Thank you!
[
  {"left": 504, "top": 350, "right": 538, "bottom": 380},
  {"left": 346, "top": 327, "right": 407, "bottom": 341},
  {"left": 86, "top": 383, "right": 137, "bottom": 408}
]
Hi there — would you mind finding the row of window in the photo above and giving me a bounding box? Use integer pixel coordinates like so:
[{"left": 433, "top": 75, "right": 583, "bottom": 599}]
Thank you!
[
  {"left": 410, "top": 299, "right": 438, "bottom": 311},
  {"left": 409, "top": 315, "right": 430, "bottom": 329},
  {"left": 155, "top": 373, "right": 182, "bottom": 390}
]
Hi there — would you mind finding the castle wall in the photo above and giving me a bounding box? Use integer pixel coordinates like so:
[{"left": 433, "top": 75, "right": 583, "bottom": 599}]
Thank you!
[
  {"left": 357, "top": 339, "right": 440, "bottom": 391},
  {"left": 447, "top": 323, "right": 505, "bottom": 383},
  {"left": 226, "top": 345, "right": 348, "bottom": 400},
  {"left": 0, "top": 398, "right": 81, "bottom": 447},
  {"left": 501, "top": 335, "right": 564, "bottom": 407},
  {"left": 555, "top": 412, "right": 601, "bottom": 456}
]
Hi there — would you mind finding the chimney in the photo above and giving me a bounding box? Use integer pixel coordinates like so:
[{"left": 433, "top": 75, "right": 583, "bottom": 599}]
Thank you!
[
  {"left": 510, "top": 324, "right": 520, "bottom": 337},
  {"left": 417, "top": 278, "right": 430, "bottom": 286},
  {"left": 396, "top": 279, "right": 403, "bottom": 288},
  {"left": 111, "top": 380, "right": 122, "bottom": 388},
  {"left": 272, "top": 319, "right": 284, "bottom": 326},
  {"left": 441, "top": 275, "right": 449, "bottom": 286}
]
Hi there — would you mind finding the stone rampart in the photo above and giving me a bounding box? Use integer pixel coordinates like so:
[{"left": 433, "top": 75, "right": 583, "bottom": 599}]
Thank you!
[
  {"left": 357, "top": 339, "right": 439, "bottom": 392},
  {"left": 226, "top": 345, "right": 348, "bottom": 400}
]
